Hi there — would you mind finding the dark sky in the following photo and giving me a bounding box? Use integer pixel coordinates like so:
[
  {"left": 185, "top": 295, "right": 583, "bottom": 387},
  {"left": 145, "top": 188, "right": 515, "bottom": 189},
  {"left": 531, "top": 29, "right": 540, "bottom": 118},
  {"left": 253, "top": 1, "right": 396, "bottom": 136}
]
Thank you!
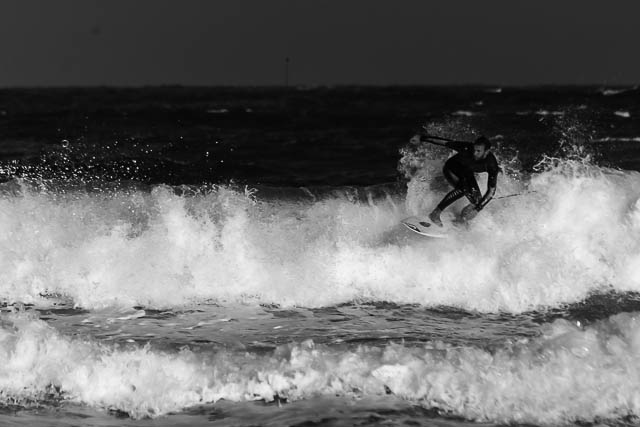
[{"left": 1, "top": 0, "right": 638, "bottom": 86}]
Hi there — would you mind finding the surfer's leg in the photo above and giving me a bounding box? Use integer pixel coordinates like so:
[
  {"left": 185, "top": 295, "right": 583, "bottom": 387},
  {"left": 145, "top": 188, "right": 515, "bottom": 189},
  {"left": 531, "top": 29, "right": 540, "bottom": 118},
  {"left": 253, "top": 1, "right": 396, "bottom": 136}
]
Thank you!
[
  {"left": 462, "top": 177, "right": 482, "bottom": 206},
  {"left": 429, "top": 188, "right": 465, "bottom": 226},
  {"left": 437, "top": 166, "right": 468, "bottom": 210},
  {"left": 429, "top": 166, "right": 463, "bottom": 226},
  {"left": 443, "top": 166, "right": 460, "bottom": 188},
  {"left": 436, "top": 188, "right": 466, "bottom": 210}
]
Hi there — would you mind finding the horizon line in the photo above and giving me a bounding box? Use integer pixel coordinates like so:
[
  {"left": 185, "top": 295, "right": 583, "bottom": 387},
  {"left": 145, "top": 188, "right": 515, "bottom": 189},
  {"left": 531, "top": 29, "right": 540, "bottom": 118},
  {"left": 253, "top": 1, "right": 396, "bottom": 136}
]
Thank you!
[{"left": 0, "top": 83, "right": 638, "bottom": 90}]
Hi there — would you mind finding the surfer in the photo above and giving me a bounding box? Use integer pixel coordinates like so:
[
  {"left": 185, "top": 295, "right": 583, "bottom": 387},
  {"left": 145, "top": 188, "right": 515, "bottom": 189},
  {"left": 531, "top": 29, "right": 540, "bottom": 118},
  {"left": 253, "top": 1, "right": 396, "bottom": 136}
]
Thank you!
[{"left": 412, "top": 133, "right": 500, "bottom": 226}]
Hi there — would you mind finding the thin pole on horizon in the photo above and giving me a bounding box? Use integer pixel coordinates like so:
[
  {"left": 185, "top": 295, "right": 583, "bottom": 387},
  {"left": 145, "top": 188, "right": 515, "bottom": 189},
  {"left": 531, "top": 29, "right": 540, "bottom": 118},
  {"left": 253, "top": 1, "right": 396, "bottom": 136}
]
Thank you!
[{"left": 284, "top": 57, "right": 290, "bottom": 87}]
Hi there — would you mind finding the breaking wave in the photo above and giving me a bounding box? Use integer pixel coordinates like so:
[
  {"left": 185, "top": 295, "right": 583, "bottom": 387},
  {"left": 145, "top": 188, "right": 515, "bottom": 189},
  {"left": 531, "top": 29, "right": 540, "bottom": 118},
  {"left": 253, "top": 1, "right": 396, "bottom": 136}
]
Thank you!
[
  {"left": 3, "top": 310, "right": 640, "bottom": 424},
  {"left": 1, "top": 154, "right": 640, "bottom": 312}
]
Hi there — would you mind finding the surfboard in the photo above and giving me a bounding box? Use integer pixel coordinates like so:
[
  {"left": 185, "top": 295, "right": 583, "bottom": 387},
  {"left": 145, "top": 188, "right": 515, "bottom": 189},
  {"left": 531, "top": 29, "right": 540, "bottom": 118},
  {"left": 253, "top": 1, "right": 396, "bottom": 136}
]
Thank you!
[{"left": 401, "top": 216, "right": 449, "bottom": 238}]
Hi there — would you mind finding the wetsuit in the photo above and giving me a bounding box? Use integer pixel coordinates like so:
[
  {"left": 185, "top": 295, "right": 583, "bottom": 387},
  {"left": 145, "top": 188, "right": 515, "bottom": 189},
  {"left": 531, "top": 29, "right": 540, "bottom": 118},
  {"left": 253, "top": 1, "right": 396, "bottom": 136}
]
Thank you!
[{"left": 437, "top": 141, "right": 500, "bottom": 211}]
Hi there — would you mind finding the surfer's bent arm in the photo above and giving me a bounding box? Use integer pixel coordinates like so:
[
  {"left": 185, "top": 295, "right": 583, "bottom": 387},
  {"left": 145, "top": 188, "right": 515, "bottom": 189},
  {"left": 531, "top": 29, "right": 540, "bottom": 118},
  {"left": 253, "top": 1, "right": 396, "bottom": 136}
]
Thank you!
[
  {"left": 477, "top": 184, "right": 496, "bottom": 210},
  {"left": 477, "top": 164, "right": 500, "bottom": 210}
]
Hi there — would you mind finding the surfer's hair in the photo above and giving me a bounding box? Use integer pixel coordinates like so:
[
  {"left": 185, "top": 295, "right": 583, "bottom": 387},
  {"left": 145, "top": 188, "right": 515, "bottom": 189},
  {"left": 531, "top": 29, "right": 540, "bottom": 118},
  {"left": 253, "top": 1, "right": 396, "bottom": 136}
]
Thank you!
[{"left": 474, "top": 136, "right": 491, "bottom": 150}]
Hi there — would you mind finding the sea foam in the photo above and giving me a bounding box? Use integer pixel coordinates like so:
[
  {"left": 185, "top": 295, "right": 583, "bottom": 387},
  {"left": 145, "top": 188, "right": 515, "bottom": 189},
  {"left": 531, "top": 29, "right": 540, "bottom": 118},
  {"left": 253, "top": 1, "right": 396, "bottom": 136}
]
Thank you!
[
  {"left": 1, "top": 157, "right": 640, "bottom": 312},
  {"left": 3, "top": 310, "right": 640, "bottom": 424}
]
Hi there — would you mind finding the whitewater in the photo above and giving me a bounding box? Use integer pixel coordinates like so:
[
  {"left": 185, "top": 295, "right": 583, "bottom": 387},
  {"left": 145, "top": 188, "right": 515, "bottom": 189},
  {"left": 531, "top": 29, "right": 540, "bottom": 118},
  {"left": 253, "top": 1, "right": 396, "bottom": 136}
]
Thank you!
[
  {"left": 1, "top": 156, "right": 640, "bottom": 425},
  {"left": 1, "top": 158, "right": 640, "bottom": 312},
  {"left": 2, "top": 86, "right": 640, "bottom": 426}
]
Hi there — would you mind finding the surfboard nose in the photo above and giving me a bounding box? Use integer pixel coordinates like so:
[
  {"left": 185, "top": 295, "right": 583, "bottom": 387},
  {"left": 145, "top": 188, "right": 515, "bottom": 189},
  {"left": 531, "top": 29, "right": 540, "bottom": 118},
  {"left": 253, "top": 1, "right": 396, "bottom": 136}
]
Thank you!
[{"left": 401, "top": 216, "right": 449, "bottom": 238}]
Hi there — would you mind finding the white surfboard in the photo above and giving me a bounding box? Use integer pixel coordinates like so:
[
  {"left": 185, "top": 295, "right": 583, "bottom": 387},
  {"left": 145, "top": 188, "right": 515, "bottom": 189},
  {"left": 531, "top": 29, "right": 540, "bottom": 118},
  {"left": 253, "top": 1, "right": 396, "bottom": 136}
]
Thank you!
[{"left": 401, "top": 216, "right": 450, "bottom": 238}]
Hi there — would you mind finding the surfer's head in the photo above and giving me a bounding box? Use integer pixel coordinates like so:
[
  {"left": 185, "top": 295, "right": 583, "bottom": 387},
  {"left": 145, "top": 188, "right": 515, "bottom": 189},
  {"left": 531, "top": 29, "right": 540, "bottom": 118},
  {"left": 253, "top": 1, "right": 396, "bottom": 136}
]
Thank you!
[{"left": 473, "top": 136, "right": 491, "bottom": 160}]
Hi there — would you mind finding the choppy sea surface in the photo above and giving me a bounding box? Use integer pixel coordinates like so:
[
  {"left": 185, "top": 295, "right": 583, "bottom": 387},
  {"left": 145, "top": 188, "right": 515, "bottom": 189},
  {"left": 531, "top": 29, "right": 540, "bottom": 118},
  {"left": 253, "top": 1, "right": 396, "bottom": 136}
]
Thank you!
[{"left": 1, "top": 86, "right": 640, "bottom": 426}]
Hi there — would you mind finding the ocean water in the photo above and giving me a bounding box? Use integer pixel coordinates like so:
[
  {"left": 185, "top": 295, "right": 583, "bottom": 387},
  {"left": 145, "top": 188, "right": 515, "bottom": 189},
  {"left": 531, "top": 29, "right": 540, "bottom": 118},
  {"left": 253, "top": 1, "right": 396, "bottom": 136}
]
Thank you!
[{"left": 1, "top": 86, "right": 640, "bottom": 426}]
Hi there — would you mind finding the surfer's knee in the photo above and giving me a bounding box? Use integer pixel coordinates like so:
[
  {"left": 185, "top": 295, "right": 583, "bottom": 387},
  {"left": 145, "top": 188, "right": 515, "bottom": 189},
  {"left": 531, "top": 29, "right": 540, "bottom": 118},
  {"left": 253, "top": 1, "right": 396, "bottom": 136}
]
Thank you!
[{"left": 464, "top": 188, "right": 481, "bottom": 206}]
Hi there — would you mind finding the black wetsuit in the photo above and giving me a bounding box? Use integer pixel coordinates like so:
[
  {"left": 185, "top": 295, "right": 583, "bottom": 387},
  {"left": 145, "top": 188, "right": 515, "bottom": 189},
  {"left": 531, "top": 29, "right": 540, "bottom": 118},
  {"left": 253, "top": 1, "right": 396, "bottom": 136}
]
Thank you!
[{"left": 437, "top": 141, "right": 500, "bottom": 210}]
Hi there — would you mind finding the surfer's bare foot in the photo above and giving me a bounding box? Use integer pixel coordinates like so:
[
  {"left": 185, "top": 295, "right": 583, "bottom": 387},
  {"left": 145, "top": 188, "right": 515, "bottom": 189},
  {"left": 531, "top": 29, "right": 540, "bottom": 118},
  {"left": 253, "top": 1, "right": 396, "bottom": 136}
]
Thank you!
[{"left": 429, "top": 208, "right": 443, "bottom": 227}]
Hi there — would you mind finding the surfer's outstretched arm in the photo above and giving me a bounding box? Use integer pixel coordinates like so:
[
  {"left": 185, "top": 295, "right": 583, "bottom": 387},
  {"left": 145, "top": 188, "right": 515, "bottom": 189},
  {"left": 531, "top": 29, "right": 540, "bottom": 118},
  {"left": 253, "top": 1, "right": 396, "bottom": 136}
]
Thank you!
[
  {"left": 424, "top": 138, "right": 449, "bottom": 147},
  {"left": 410, "top": 134, "right": 448, "bottom": 146},
  {"left": 410, "top": 134, "right": 469, "bottom": 150}
]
